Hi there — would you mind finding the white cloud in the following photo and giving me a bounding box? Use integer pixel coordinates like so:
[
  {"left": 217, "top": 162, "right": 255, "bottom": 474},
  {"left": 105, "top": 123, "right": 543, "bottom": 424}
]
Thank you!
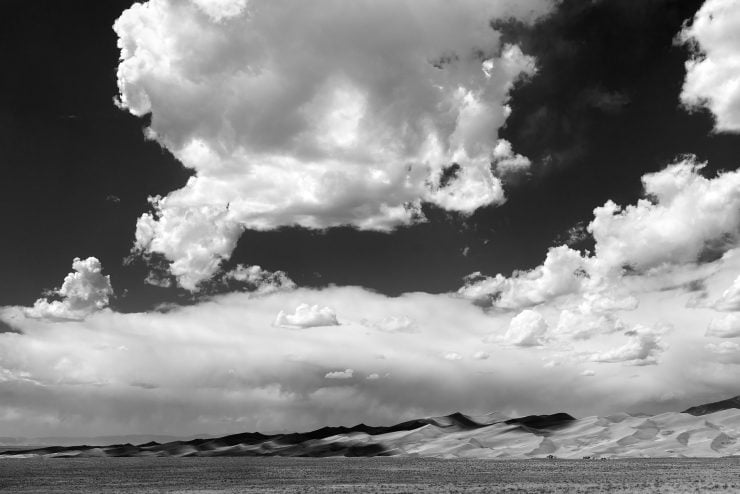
[
  {"left": 459, "top": 157, "right": 740, "bottom": 332},
  {"left": 366, "top": 373, "right": 380, "bottom": 381},
  {"left": 222, "top": 264, "right": 295, "bottom": 294},
  {"left": 504, "top": 309, "right": 548, "bottom": 347},
  {"left": 27, "top": 257, "right": 113, "bottom": 321},
  {"left": 473, "top": 351, "right": 490, "bottom": 360},
  {"left": 325, "top": 369, "right": 354, "bottom": 379},
  {"left": 274, "top": 303, "right": 339, "bottom": 329},
  {"left": 679, "top": 0, "right": 740, "bottom": 132},
  {"left": 706, "top": 341, "right": 740, "bottom": 355},
  {"left": 443, "top": 352, "right": 463, "bottom": 361},
  {"left": 459, "top": 245, "right": 587, "bottom": 309},
  {"left": 706, "top": 313, "right": 740, "bottom": 338},
  {"left": 492, "top": 138, "right": 532, "bottom": 175},
  {"left": 713, "top": 274, "right": 740, "bottom": 311},
  {"left": 363, "top": 315, "right": 416, "bottom": 334},
  {"left": 114, "top": 0, "right": 556, "bottom": 289},
  {"left": 581, "top": 369, "right": 595, "bottom": 377},
  {"left": 590, "top": 326, "right": 666, "bottom": 366},
  {"left": 588, "top": 157, "right": 740, "bottom": 273},
  {"left": 2, "top": 274, "right": 740, "bottom": 437}
]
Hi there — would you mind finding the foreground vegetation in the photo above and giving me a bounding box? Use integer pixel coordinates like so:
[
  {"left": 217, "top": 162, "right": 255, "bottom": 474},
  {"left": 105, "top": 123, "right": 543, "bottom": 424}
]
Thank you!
[{"left": 1, "top": 457, "right": 740, "bottom": 493}]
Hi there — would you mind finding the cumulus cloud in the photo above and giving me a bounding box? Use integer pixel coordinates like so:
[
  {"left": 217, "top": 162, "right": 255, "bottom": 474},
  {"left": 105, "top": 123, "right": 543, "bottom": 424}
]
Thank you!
[
  {"left": 274, "top": 303, "right": 339, "bottom": 329},
  {"left": 679, "top": 0, "right": 740, "bottom": 132},
  {"left": 713, "top": 274, "right": 740, "bottom": 311},
  {"left": 504, "top": 309, "right": 548, "bottom": 347},
  {"left": 459, "top": 157, "right": 740, "bottom": 322},
  {"left": 222, "top": 264, "right": 296, "bottom": 294},
  {"left": 114, "top": 0, "right": 556, "bottom": 289},
  {"left": 588, "top": 157, "right": 740, "bottom": 273},
  {"left": 443, "top": 352, "right": 463, "bottom": 361},
  {"left": 473, "top": 351, "right": 490, "bottom": 360},
  {"left": 27, "top": 257, "right": 113, "bottom": 321},
  {"left": 706, "top": 313, "right": 740, "bottom": 338},
  {"left": 459, "top": 245, "right": 587, "bottom": 309},
  {"left": 325, "top": 369, "right": 354, "bottom": 380},
  {"left": 590, "top": 326, "right": 666, "bottom": 366}
]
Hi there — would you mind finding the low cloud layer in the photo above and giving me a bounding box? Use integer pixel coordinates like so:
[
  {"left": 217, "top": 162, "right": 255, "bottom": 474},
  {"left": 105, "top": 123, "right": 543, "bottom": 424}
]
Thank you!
[
  {"left": 679, "top": 0, "right": 740, "bottom": 132},
  {"left": 2, "top": 243, "right": 740, "bottom": 437},
  {"left": 114, "top": 0, "right": 556, "bottom": 289}
]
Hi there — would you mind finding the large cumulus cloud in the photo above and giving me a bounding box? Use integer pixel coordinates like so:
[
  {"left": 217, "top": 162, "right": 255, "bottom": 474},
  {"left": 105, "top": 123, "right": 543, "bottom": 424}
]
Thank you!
[
  {"left": 679, "top": 0, "right": 740, "bottom": 132},
  {"left": 114, "top": 0, "right": 556, "bottom": 290},
  {"left": 459, "top": 157, "right": 740, "bottom": 314}
]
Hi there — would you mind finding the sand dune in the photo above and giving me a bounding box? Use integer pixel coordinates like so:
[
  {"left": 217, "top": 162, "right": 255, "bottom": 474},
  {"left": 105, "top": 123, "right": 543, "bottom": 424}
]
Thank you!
[{"left": 4, "top": 397, "right": 740, "bottom": 459}]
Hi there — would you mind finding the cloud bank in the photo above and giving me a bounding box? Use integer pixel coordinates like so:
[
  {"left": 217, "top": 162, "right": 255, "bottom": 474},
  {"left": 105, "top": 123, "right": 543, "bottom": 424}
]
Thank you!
[{"left": 114, "top": 0, "right": 556, "bottom": 289}]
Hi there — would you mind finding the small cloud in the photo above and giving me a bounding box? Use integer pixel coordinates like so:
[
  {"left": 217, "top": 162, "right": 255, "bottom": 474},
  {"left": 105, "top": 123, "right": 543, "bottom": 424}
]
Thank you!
[
  {"left": 325, "top": 369, "right": 353, "bottom": 379},
  {"left": 275, "top": 304, "right": 339, "bottom": 329},
  {"left": 706, "top": 314, "right": 740, "bottom": 338},
  {"left": 462, "top": 246, "right": 471, "bottom": 257},
  {"left": 106, "top": 194, "right": 121, "bottom": 204},
  {"left": 713, "top": 275, "right": 740, "bottom": 311},
  {"left": 145, "top": 272, "right": 173, "bottom": 288},
  {"left": 581, "top": 369, "right": 595, "bottom": 377},
  {"left": 705, "top": 341, "right": 740, "bottom": 355},
  {"left": 590, "top": 325, "right": 665, "bottom": 366},
  {"left": 363, "top": 315, "right": 416, "bottom": 333},
  {"left": 443, "top": 352, "right": 463, "bottom": 361},
  {"left": 504, "top": 310, "right": 548, "bottom": 347},
  {"left": 473, "top": 351, "right": 490, "bottom": 360},
  {"left": 26, "top": 257, "right": 113, "bottom": 321},
  {"left": 222, "top": 264, "right": 296, "bottom": 295},
  {"left": 366, "top": 373, "right": 380, "bottom": 380}
]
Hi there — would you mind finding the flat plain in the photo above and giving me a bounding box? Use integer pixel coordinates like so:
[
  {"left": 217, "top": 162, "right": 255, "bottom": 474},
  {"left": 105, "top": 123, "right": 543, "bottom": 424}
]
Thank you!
[{"left": 1, "top": 457, "right": 740, "bottom": 493}]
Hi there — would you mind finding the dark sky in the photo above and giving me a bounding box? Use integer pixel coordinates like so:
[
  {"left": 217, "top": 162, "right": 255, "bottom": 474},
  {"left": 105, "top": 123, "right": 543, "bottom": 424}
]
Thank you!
[{"left": 1, "top": 0, "right": 738, "bottom": 312}]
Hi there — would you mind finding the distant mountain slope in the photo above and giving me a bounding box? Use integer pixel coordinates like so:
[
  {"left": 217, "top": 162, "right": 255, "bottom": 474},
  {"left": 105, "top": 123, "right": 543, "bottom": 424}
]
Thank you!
[
  {"left": 683, "top": 396, "right": 740, "bottom": 416},
  {"left": 4, "top": 398, "right": 740, "bottom": 459}
]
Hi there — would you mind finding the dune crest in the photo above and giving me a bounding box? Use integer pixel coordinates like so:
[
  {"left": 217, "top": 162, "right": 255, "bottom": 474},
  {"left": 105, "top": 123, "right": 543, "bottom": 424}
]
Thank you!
[{"left": 4, "top": 398, "right": 740, "bottom": 459}]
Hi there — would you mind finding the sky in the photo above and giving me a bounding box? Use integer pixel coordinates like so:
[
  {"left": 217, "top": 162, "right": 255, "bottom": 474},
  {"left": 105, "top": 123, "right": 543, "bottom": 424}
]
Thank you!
[{"left": 2, "top": 0, "right": 740, "bottom": 437}]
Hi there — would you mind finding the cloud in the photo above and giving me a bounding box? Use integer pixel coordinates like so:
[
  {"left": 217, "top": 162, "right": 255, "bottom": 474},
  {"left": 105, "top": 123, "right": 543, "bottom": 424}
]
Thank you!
[
  {"left": 705, "top": 341, "right": 740, "bottom": 355},
  {"left": 114, "top": 0, "right": 556, "bottom": 289},
  {"left": 362, "top": 315, "right": 416, "bottom": 334},
  {"left": 443, "top": 352, "right": 463, "bottom": 361},
  {"left": 1, "top": 275, "right": 740, "bottom": 437},
  {"left": 274, "top": 303, "right": 339, "bottom": 329},
  {"left": 366, "top": 373, "right": 380, "bottom": 381},
  {"left": 222, "top": 264, "right": 296, "bottom": 294},
  {"left": 713, "top": 274, "right": 740, "bottom": 311},
  {"left": 26, "top": 257, "right": 113, "bottom": 321},
  {"left": 590, "top": 326, "right": 666, "bottom": 366},
  {"left": 473, "top": 351, "right": 490, "bottom": 360},
  {"left": 679, "top": 0, "right": 740, "bottom": 132},
  {"left": 459, "top": 156, "right": 740, "bottom": 315},
  {"left": 581, "top": 369, "right": 595, "bottom": 377},
  {"left": 588, "top": 157, "right": 740, "bottom": 273},
  {"left": 706, "top": 313, "right": 740, "bottom": 338},
  {"left": 504, "top": 309, "right": 548, "bottom": 347},
  {"left": 325, "top": 369, "right": 354, "bottom": 380},
  {"left": 459, "top": 245, "right": 587, "bottom": 309}
]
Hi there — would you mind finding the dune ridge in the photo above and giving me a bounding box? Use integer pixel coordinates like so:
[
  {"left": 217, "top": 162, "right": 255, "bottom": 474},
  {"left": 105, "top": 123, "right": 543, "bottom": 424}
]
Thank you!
[{"left": 3, "top": 397, "right": 740, "bottom": 460}]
